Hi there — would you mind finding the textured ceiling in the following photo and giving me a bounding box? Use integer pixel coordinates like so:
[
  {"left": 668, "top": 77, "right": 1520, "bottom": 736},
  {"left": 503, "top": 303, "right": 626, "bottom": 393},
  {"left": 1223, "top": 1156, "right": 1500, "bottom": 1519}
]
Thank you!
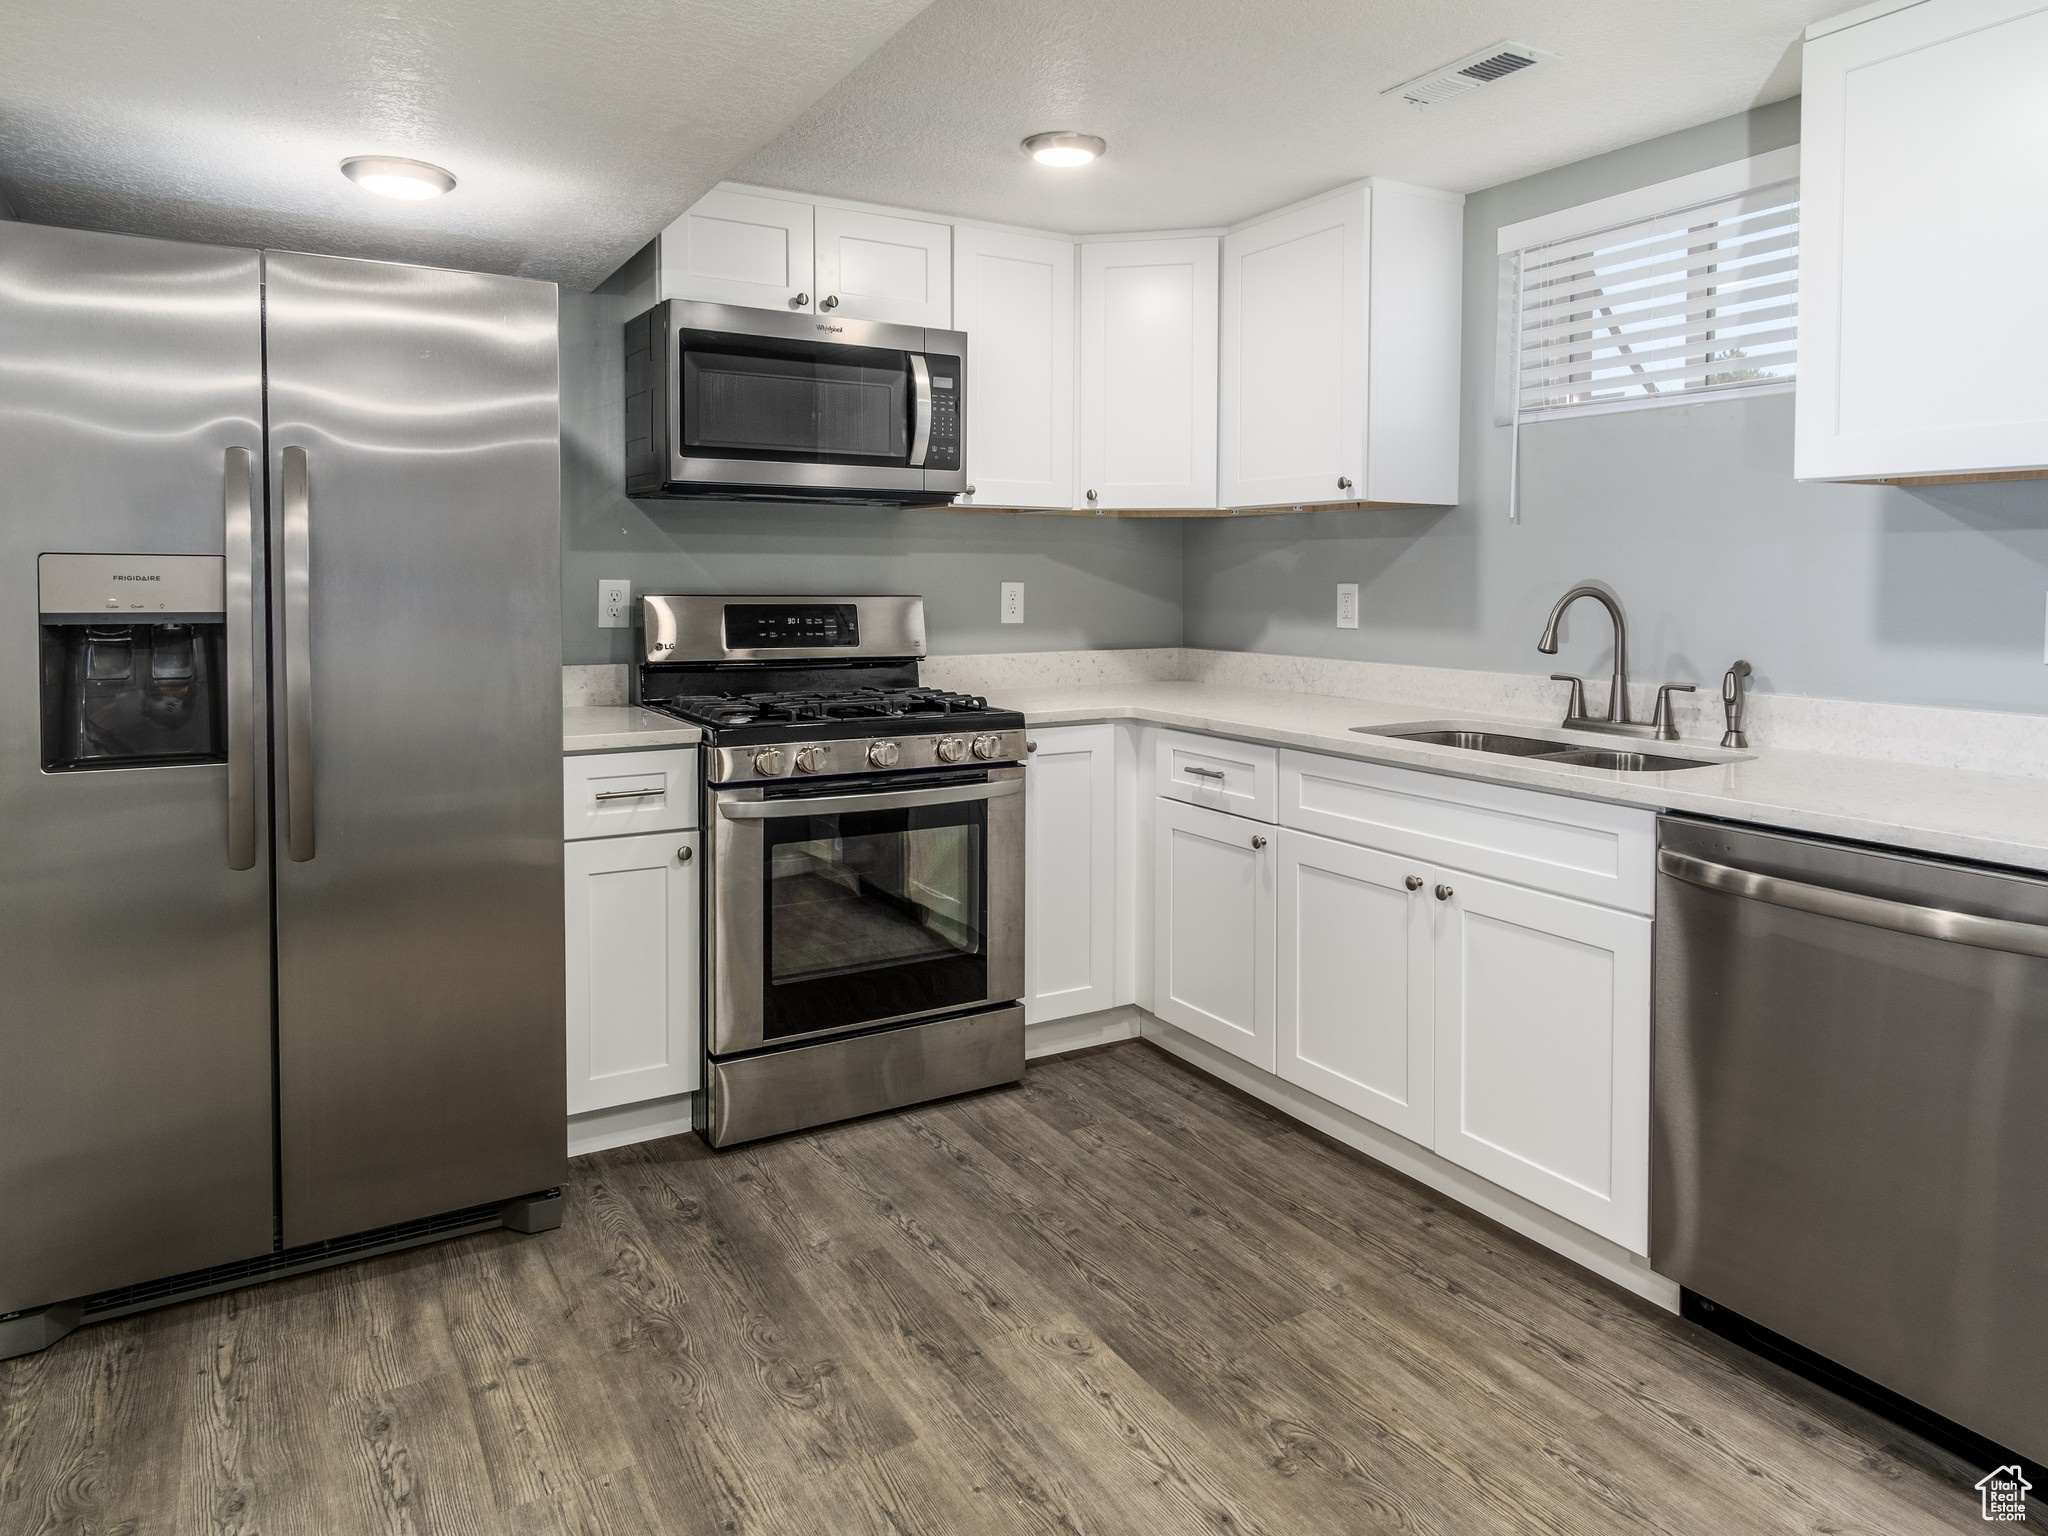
[
  {"left": 0, "top": 0, "right": 935, "bottom": 290},
  {"left": 736, "top": 0, "right": 1836, "bottom": 233}
]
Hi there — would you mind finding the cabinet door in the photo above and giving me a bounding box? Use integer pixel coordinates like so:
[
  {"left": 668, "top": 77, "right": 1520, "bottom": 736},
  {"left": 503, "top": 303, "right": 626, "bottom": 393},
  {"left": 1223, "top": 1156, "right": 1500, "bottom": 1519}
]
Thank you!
[
  {"left": 1025, "top": 724, "right": 1116, "bottom": 1023},
  {"left": 1796, "top": 0, "right": 2048, "bottom": 482},
  {"left": 815, "top": 206, "right": 953, "bottom": 327},
  {"left": 659, "top": 189, "right": 814, "bottom": 311},
  {"left": 1432, "top": 870, "right": 1650, "bottom": 1252},
  {"left": 1152, "top": 797, "right": 1276, "bottom": 1069},
  {"left": 565, "top": 831, "right": 700, "bottom": 1114},
  {"left": 1078, "top": 237, "right": 1218, "bottom": 508},
  {"left": 953, "top": 227, "right": 1074, "bottom": 507},
  {"left": 1220, "top": 188, "right": 1366, "bottom": 507},
  {"left": 1276, "top": 830, "right": 1434, "bottom": 1143}
]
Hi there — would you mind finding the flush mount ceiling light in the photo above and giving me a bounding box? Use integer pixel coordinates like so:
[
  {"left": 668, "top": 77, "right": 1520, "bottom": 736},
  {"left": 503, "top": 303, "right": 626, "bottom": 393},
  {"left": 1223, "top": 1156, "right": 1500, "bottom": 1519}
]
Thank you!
[
  {"left": 1022, "top": 131, "right": 1106, "bottom": 168},
  {"left": 339, "top": 155, "right": 457, "bottom": 200}
]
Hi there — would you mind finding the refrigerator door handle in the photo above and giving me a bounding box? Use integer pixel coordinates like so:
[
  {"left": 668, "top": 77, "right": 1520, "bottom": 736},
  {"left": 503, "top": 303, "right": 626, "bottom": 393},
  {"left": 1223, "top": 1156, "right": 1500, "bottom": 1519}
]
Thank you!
[
  {"left": 223, "top": 446, "right": 258, "bottom": 870},
  {"left": 281, "top": 445, "right": 316, "bottom": 862}
]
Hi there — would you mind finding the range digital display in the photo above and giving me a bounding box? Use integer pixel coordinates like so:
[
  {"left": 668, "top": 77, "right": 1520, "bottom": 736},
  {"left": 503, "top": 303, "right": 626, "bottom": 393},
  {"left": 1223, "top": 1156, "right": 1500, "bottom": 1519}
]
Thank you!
[{"left": 724, "top": 603, "right": 861, "bottom": 650}]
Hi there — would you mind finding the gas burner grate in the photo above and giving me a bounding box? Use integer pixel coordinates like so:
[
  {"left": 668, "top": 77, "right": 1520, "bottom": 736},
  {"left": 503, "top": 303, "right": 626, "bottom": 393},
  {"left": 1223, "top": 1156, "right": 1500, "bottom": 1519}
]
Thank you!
[{"left": 650, "top": 686, "right": 993, "bottom": 730}]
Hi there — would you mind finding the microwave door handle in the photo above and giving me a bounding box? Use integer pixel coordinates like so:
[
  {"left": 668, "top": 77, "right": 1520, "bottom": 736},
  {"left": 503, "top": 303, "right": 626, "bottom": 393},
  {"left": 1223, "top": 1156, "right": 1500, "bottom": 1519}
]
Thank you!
[{"left": 908, "top": 354, "right": 932, "bottom": 467}]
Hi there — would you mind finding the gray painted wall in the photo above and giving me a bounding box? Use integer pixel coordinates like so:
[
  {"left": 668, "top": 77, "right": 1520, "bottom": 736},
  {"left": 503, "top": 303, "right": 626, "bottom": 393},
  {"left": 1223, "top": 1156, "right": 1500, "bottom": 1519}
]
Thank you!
[
  {"left": 1182, "top": 100, "right": 2048, "bottom": 716},
  {"left": 560, "top": 290, "right": 1182, "bottom": 665}
]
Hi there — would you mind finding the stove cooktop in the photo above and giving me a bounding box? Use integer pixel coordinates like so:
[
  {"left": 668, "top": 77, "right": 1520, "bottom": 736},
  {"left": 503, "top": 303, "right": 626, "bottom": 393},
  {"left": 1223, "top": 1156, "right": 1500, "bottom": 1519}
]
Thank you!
[{"left": 641, "top": 685, "right": 1024, "bottom": 745}]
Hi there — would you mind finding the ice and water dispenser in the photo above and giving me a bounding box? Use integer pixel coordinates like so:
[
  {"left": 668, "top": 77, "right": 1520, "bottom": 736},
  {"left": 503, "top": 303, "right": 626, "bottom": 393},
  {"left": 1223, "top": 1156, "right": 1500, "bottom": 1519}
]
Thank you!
[{"left": 39, "top": 554, "right": 228, "bottom": 771}]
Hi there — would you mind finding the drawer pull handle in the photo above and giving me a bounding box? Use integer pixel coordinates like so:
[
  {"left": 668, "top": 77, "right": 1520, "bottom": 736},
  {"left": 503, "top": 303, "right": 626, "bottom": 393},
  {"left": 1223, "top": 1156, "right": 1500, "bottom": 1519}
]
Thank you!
[
  {"left": 1251, "top": 835, "right": 1268, "bottom": 850},
  {"left": 1435, "top": 884, "right": 1454, "bottom": 902},
  {"left": 1183, "top": 765, "right": 1226, "bottom": 780},
  {"left": 677, "top": 846, "right": 693, "bottom": 863},
  {"left": 594, "top": 786, "right": 664, "bottom": 802},
  {"left": 1405, "top": 875, "right": 1423, "bottom": 891}
]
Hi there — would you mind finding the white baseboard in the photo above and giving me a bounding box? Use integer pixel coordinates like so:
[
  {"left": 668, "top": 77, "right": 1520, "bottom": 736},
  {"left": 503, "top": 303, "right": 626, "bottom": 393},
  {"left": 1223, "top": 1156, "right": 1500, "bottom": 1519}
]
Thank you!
[
  {"left": 568, "top": 1091, "right": 697, "bottom": 1158},
  {"left": 1136, "top": 1015, "right": 1680, "bottom": 1313},
  {"left": 1027, "top": 1005, "right": 1141, "bottom": 1058}
]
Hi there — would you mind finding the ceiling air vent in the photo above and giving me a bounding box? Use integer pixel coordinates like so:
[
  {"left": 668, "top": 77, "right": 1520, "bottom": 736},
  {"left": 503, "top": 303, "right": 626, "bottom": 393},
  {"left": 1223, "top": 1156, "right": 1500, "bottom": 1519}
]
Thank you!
[{"left": 1384, "top": 42, "right": 1547, "bottom": 106}]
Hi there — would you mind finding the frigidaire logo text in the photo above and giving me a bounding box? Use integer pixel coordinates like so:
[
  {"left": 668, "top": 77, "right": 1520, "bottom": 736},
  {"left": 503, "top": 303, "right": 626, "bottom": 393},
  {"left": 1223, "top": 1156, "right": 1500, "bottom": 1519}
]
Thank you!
[{"left": 111, "top": 574, "right": 160, "bottom": 582}]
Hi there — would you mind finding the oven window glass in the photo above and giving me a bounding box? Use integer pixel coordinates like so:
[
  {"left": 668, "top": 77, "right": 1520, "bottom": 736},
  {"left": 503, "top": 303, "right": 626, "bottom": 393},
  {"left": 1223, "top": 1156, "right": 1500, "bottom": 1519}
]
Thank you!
[
  {"left": 762, "top": 795, "right": 987, "bottom": 1040},
  {"left": 680, "top": 334, "right": 910, "bottom": 465}
]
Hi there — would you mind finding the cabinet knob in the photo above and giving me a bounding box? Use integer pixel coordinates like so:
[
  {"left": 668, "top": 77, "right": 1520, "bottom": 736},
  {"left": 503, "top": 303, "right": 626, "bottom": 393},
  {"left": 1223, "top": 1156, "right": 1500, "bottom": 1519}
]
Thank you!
[
  {"left": 1251, "top": 835, "right": 1268, "bottom": 850},
  {"left": 1086, "top": 488, "right": 1098, "bottom": 503},
  {"left": 790, "top": 291, "right": 809, "bottom": 308},
  {"left": 677, "top": 846, "right": 693, "bottom": 863},
  {"left": 1405, "top": 875, "right": 1423, "bottom": 891},
  {"left": 1435, "top": 884, "right": 1454, "bottom": 902},
  {"left": 965, "top": 483, "right": 977, "bottom": 496},
  {"left": 1337, "top": 476, "right": 1353, "bottom": 492},
  {"left": 821, "top": 294, "right": 840, "bottom": 310},
  {"left": 1025, "top": 739, "right": 1038, "bottom": 753}
]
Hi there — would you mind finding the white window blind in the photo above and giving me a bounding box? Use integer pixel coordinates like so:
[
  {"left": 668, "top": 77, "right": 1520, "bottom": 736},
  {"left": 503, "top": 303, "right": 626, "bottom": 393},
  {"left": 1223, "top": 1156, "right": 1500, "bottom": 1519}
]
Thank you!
[{"left": 1508, "top": 177, "right": 1800, "bottom": 418}]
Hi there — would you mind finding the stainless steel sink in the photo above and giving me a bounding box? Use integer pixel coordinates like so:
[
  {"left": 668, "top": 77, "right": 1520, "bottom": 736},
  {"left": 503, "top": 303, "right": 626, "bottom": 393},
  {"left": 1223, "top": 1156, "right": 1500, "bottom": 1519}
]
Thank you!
[
  {"left": 1381, "top": 729, "right": 1579, "bottom": 757},
  {"left": 1359, "top": 720, "right": 1736, "bottom": 772}
]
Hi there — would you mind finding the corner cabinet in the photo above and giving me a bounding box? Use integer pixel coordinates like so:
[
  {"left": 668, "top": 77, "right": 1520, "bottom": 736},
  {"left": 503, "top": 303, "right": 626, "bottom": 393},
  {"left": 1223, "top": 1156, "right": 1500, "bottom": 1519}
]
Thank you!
[
  {"left": 1796, "top": 0, "right": 2048, "bottom": 482},
  {"left": 1077, "top": 237, "right": 1219, "bottom": 509},
  {"left": 562, "top": 748, "right": 702, "bottom": 1116},
  {"left": 1219, "top": 181, "right": 1463, "bottom": 509},
  {"left": 952, "top": 227, "right": 1075, "bottom": 508}
]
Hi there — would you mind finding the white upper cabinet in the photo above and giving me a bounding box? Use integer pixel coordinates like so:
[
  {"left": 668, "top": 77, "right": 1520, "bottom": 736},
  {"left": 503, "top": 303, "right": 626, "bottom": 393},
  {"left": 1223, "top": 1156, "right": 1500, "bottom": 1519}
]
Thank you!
[
  {"left": 658, "top": 189, "right": 814, "bottom": 312},
  {"left": 1796, "top": 0, "right": 2048, "bottom": 481},
  {"left": 814, "top": 206, "right": 954, "bottom": 328},
  {"left": 660, "top": 190, "right": 951, "bottom": 326},
  {"left": 952, "top": 227, "right": 1074, "bottom": 507},
  {"left": 1078, "top": 237, "right": 1219, "bottom": 509},
  {"left": 1220, "top": 182, "right": 1462, "bottom": 509}
]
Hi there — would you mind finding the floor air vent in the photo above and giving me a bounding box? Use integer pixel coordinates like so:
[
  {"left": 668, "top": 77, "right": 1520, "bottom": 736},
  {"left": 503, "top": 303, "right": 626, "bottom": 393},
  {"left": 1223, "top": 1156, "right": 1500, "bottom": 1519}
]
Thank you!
[{"left": 1385, "top": 42, "right": 1547, "bottom": 106}]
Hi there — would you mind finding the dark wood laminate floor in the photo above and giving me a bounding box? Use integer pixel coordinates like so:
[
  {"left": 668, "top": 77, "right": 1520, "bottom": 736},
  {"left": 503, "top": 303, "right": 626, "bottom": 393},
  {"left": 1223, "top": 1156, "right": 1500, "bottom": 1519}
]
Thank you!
[{"left": 0, "top": 1041, "right": 1993, "bottom": 1535}]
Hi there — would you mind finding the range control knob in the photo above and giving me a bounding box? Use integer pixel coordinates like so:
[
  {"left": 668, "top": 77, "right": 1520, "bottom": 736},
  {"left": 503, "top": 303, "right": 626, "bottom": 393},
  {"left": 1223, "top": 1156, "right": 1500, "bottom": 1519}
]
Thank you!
[
  {"left": 792, "top": 745, "right": 827, "bottom": 774},
  {"left": 934, "top": 736, "right": 966, "bottom": 764},
  {"left": 970, "top": 734, "right": 1004, "bottom": 761},
  {"left": 752, "top": 747, "right": 789, "bottom": 777},
  {"left": 867, "top": 740, "right": 901, "bottom": 769}
]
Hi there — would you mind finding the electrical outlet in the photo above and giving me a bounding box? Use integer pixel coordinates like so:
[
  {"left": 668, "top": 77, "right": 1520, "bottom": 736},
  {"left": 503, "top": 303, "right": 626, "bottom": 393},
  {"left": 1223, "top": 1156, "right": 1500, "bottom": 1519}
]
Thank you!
[
  {"left": 1336, "top": 583, "right": 1359, "bottom": 629},
  {"left": 1001, "top": 581, "right": 1024, "bottom": 624},
  {"left": 598, "top": 578, "right": 631, "bottom": 630}
]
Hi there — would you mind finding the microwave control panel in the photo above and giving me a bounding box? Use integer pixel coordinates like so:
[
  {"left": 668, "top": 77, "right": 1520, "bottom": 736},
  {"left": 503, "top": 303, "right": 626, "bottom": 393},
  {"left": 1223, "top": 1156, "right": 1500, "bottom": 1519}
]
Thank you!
[{"left": 925, "top": 356, "right": 961, "bottom": 471}]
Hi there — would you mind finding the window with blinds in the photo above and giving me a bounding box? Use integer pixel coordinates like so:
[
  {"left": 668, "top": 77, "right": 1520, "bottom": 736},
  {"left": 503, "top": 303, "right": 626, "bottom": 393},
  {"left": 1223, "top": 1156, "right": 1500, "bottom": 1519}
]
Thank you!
[{"left": 1508, "top": 177, "right": 1799, "bottom": 418}]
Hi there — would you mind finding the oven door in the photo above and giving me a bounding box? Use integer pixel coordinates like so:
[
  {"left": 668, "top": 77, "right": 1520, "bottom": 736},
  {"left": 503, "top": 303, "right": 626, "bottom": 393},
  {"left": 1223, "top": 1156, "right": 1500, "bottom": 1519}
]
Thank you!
[{"left": 708, "top": 766, "right": 1024, "bottom": 1055}]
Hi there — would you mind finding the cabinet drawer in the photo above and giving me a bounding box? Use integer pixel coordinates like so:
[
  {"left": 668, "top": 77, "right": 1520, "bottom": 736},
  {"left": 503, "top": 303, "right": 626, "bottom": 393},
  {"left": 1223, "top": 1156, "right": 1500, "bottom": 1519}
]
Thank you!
[
  {"left": 1279, "top": 749, "right": 1654, "bottom": 913},
  {"left": 1155, "top": 729, "right": 1277, "bottom": 822},
  {"left": 563, "top": 748, "right": 699, "bottom": 840}
]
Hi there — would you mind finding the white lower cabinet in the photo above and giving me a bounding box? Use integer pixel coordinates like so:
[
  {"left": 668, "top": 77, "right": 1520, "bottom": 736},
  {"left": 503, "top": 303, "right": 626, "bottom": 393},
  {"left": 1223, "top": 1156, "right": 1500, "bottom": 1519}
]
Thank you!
[
  {"left": 1152, "top": 797, "right": 1275, "bottom": 1069},
  {"left": 564, "top": 829, "right": 700, "bottom": 1114},
  {"left": 1025, "top": 724, "right": 1118, "bottom": 1023},
  {"left": 1275, "top": 828, "right": 1434, "bottom": 1145},
  {"left": 1431, "top": 870, "right": 1650, "bottom": 1252}
]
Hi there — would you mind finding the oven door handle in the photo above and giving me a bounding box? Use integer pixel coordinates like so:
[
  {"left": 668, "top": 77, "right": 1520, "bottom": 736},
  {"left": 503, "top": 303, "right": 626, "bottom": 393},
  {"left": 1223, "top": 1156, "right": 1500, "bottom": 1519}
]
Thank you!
[
  {"left": 719, "top": 778, "right": 1020, "bottom": 820},
  {"left": 908, "top": 354, "right": 932, "bottom": 468}
]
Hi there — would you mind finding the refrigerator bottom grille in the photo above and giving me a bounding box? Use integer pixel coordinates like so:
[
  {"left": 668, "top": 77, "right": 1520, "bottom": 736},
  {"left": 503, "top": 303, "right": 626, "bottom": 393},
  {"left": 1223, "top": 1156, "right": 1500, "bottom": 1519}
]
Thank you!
[{"left": 46, "top": 1189, "right": 563, "bottom": 1325}]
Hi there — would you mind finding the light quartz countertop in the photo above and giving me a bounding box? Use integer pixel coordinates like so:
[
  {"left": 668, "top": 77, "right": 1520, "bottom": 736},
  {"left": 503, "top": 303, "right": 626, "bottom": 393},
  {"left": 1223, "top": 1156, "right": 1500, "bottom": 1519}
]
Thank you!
[
  {"left": 562, "top": 705, "right": 701, "bottom": 754},
  {"left": 1007, "top": 680, "right": 2048, "bottom": 876}
]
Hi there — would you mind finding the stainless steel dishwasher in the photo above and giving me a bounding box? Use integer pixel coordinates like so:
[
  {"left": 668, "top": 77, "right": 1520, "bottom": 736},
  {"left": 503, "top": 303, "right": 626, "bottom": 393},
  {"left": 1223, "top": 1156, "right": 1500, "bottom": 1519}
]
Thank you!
[{"left": 1653, "top": 816, "right": 2048, "bottom": 1470}]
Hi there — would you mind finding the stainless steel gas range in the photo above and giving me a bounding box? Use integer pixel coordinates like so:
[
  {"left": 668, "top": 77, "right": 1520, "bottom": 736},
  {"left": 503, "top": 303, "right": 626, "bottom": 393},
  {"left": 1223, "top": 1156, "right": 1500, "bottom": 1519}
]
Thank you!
[{"left": 633, "top": 594, "right": 1026, "bottom": 1147}]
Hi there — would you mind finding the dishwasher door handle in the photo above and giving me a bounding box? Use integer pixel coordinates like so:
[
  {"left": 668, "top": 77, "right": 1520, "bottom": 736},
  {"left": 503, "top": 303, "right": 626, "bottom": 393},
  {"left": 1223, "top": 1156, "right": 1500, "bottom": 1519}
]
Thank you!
[{"left": 1658, "top": 849, "right": 2048, "bottom": 960}]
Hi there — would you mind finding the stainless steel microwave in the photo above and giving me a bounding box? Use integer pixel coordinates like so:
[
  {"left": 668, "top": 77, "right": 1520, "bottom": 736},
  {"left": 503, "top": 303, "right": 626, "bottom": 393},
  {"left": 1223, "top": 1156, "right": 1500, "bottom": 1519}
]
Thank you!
[{"left": 624, "top": 300, "right": 966, "bottom": 505}]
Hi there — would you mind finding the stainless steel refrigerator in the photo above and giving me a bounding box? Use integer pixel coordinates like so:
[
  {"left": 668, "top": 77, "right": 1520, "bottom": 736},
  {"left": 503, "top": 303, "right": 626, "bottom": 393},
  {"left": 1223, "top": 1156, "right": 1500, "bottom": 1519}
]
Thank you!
[{"left": 0, "top": 222, "right": 566, "bottom": 1354}]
